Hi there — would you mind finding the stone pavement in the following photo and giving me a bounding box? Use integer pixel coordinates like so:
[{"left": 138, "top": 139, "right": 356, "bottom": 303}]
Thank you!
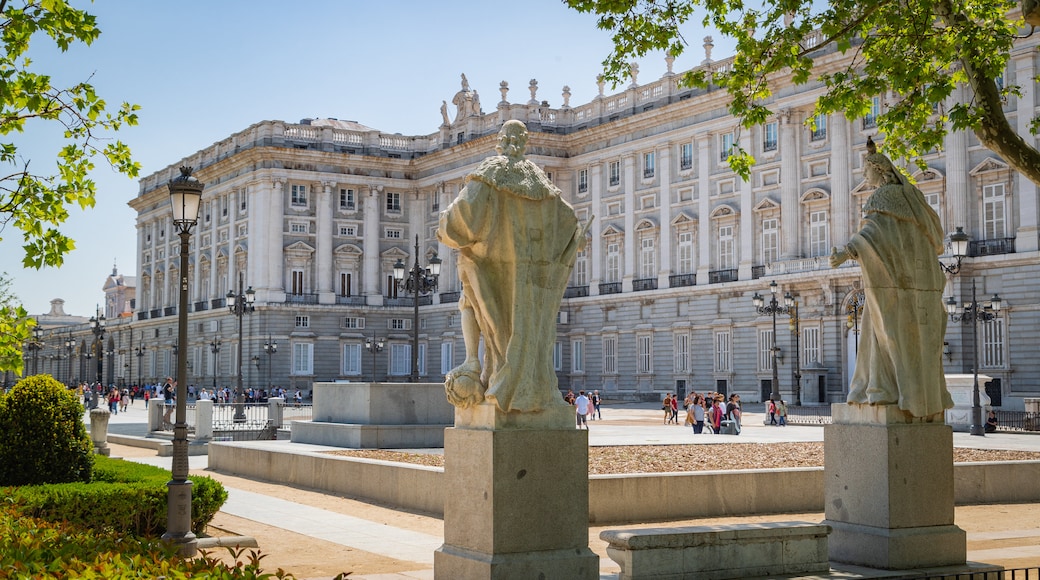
[{"left": 95, "top": 400, "right": 1040, "bottom": 579}]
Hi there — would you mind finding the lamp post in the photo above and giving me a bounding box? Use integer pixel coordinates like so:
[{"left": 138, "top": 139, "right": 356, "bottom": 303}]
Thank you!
[
  {"left": 946, "top": 279, "right": 1001, "bottom": 437},
  {"left": 263, "top": 336, "right": 277, "bottom": 392},
  {"left": 209, "top": 339, "right": 221, "bottom": 389},
  {"left": 365, "top": 336, "right": 385, "bottom": 382},
  {"left": 788, "top": 300, "right": 802, "bottom": 406},
  {"left": 65, "top": 335, "right": 75, "bottom": 386},
  {"left": 227, "top": 272, "right": 255, "bottom": 422},
  {"left": 28, "top": 325, "right": 43, "bottom": 375},
  {"left": 89, "top": 307, "right": 106, "bottom": 385},
  {"left": 163, "top": 165, "right": 204, "bottom": 556},
  {"left": 752, "top": 280, "right": 795, "bottom": 402},
  {"left": 392, "top": 235, "right": 441, "bottom": 382},
  {"left": 134, "top": 345, "right": 146, "bottom": 389},
  {"left": 846, "top": 291, "right": 864, "bottom": 357}
]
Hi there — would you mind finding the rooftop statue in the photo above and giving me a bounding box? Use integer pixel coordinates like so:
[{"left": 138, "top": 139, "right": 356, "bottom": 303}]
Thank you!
[
  {"left": 830, "top": 137, "right": 952, "bottom": 419},
  {"left": 438, "top": 120, "right": 591, "bottom": 414}
]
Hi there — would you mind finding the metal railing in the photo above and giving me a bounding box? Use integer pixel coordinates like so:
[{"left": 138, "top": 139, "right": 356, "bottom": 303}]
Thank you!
[
  {"left": 632, "top": 278, "right": 658, "bottom": 292},
  {"left": 995, "top": 410, "right": 1040, "bottom": 432},
  {"left": 564, "top": 286, "right": 589, "bottom": 298},
  {"left": 785, "top": 405, "right": 833, "bottom": 425},
  {"left": 668, "top": 274, "right": 695, "bottom": 288},
  {"left": 708, "top": 269, "right": 738, "bottom": 284},
  {"left": 918, "top": 568, "right": 1038, "bottom": 580}
]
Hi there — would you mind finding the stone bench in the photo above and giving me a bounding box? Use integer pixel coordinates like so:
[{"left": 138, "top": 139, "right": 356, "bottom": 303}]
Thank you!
[{"left": 600, "top": 521, "right": 830, "bottom": 580}]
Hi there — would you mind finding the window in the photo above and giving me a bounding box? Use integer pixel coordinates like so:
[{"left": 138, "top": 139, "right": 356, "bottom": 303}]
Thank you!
[
  {"left": 679, "top": 143, "right": 693, "bottom": 170},
  {"left": 606, "top": 242, "right": 621, "bottom": 282},
  {"left": 390, "top": 343, "right": 411, "bottom": 375},
  {"left": 803, "top": 326, "right": 820, "bottom": 365},
  {"left": 553, "top": 342, "right": 563, "bottom": 371},
  {"left": 343, "top": 316, "right": 365, "bottom": 329},
  {"left": 643, "top": 151, "right": 655, "bottom": 178},
  {"left": 809, "top": 211, "right": 829, "bottom": 257},
  {"left": 863, "top": 97, "right": 880, "bottom": 129},
  {"left": 342, "top": 343, "right": 362, "bottom": 376},
  {"left": 292, "top": 342, "right": 314, "bottom": 375},
  {"left": 983, "top": 183, "right": 1006, "bottom": 239},
  {"left": 290, "top": 222, "right": 308, "bottom": 234},
  {"left": 759, "top": 329, "right": 775, "bottom": 371},
  {"left": 640, "top": 237, "right": 656, "bottom": 278},
  {"left": 389, "top": 318, "right": 411, "bottom": 330},
  {"left": 295, "top": 315, "right": 309, "bottom": 328},
  {"left": 763, "top": 122, "right": 778, "bottom": 151},
  {"left": 339, "top": 225, "right": 357, "bottom": 237},
  {"left": 291, "top": 270, "right": 305, "bottom": 295},
  {"left": 715, "top": 330, "right": 731, "bottom": 372},
  {"left": 574, "top": 248, "right": 588, "bottom": 286},
  {"left": 339, "top": 272, "right": 352, "bottom": 297},
  {"left": 608, "top": 161, "right": 620, "bottom": 186},
  {"left": 571, "top": 339, "right": 584, "bottom": 373},
  {"left": 637, "top": 335, "right": 653, "bottom": 374},
  {"left": 674, "top": 332, "right": 689, "bottom": 373},
  {"left": 720, "top": 132, "right": 735, "bottom": 161},
  {"left": 811, "top": 113, "right": 827, "bottom": 141},
  {"left": 718, "top": 225, "right": 735, "bottom": 270},
  {"left": 339, "top": 188, "right": 355, "bottom": 210},
  {"left": 385, "top": 228, "right": 402, "bottom": 239},
  {"left": 678, "top": 232, "right": 694, "bottom": 273},
  {"left": 441, "top": 341, "right": 454, "bottom": 374},
  {"left": 578, "top": 169, "right": 588, "bottom": 193},
  {"left": 386, "top": 191, "right": 401, "bottom": 213},
  {"left": 603, "top": 335, "right": 618, "bottom": 375},
  {"left": 762, "top": 218, "right": 779, "bottom": 263},
  {"left": 981, "top": 317, "right": 1005, "bottom": 368},
  {"left": 291, "top": 184, "right": 308, "bottom": 206}
]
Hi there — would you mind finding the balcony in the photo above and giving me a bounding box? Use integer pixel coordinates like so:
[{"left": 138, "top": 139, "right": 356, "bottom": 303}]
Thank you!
[
  {"left": 439, "top": 291, "right": 461, "bottom": 303},
  {"left": 150, "top": 309, "right": 161, "bottom": 319},
  {"left": 286, "top": 293, "right": 319, "bottom": 304},
  {"left": 211, "top": 297, "right": 226, "bottom": 309},
  {"left": 751, "top": 265, "right": 766, "bottom": 279},
  {"left": 599, "top": 282, "right": 622, "bottom": 295},
  {"left": 164, "top": 306, "right": 177, "bottom": 317},
  {"left": 193, "top": 301, "right": 209, "bottom": 312},
  {"left": 137, "top": 312, "right": 149, "bottom": 321},
  {"left": 708, "top": 269, "right": 738, "bottom": 284},
  {"left": 336, "top": 295, "right": 367, "bottom": 306},
  {"left": 969, "top": 237, "right": 1015, "bottom": 257},
  {"left": 632, "top": 278, "right": 658, "bottom": 292},
  {"left": 564, "top": 286, "right": 589, "bottom": 298},
  {"left": 668, "top": 274, "right": 696, "bottom": 288}
]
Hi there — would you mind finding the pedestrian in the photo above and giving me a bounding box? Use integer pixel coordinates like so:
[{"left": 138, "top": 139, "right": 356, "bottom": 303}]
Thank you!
[
  {"left": 162, "top": 377, "right": 175, "bottom": 428},
  {"left": 662, "top": 393, "right": 673, "bottom": 424},
  {"left": 670, "top": 394, "right": 679, "bottom": 425},
  {"left": 777, "top": 399, "right": 788, "bottom": 426},
  {"left": 574, "top": 390, "right": 590, "bottom": 429},
  {"left": 767, "top": 398, "right": 777, "bottom": 425},
  {"left": 691, "top": 395, "right": 706, "bottom": 434},
  {"left": 590, "top": 390, "right": 602, "bottom": 420}
]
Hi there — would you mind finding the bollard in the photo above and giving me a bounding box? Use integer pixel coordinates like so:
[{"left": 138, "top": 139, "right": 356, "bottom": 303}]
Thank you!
[{"left": 89, "top": 407, "right": 112, "bottom": 456}]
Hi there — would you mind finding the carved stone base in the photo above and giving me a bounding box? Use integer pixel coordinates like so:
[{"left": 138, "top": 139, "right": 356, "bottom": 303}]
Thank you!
[
  {"left": 434, "top": 426, "right": 598, "bottom": 579},
  {"left": 824, "top": 403, "right": 966, "bottom": 569}
]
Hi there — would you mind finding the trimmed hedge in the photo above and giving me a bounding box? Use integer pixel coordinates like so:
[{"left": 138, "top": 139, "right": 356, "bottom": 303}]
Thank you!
[
  {"left": 1, "top": 455, "right": 228, "bottom": 537},
  {"left": 0, "top": 374, "right": 93, "bottom": 485}
]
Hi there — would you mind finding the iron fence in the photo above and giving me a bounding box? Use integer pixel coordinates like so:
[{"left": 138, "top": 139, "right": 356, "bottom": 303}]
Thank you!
[
  {"left": 995, "top": 410, "right": 1040, "bottom": 432},
  {"left": 785, "top": 405, "right": 833, "bottom": 425},
  {"left": 281, "top": 402, "right": 313, "bottom": 424},
  {"left": 913, "top": 568, "right": 1038, "bottom": 580},
  {"left": 212, "top": 402, "right": 270, "bottom": 430}
]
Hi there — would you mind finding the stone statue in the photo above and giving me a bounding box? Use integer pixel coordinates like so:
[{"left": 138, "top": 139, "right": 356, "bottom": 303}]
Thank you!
[
  {"left": 440, "top": 100, "right": 450, "bottom": 126},
  {"left": 830, "top": 137, "right": 951, "bottom": 418},
  {"left": 437, "top": 120, "right": 591, "bottom": 414},
  {"left": 452, "top": 73, "right": 478, "bottom": 121}
]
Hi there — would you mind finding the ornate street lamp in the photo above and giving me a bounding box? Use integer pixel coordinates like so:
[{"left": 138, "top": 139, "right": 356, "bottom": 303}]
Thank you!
[
  {"left": 752, "top": 280, "right": 795, "bottom": 402},
  {"left": 65, "top": 335, "right": 75, "bottom": 386},
  {"left": 365, "top": 336, "right": 385, "bottom": 382},
  {"left": 28, "top": 325, "right": 43, "bottom": 375},
  {"left": 134, "top": 345, "right": 146, "bottom": 389},
  {"left": 163, "top": 165, "right": 203, "bottom": 556},
  {"left": 263, "top": 336, "right": 277, "bottom": 392},
  {"left": 227, "top": 272, "right": 255, "bottom": 422},
  {"left": 787, "top": 300, "right": 802, "bottom": 406},
  {"left": 89, "top": 308, "right": 106, "bottom": 385},
  {"left": 946, "top": 279, "right": 1002, "bottom": 437},
  {"left": 209, "top": 339, "right": 221, "bottom": 389},
  {"left": 392, "top": 235, "right": 441, "bottom": 382}
]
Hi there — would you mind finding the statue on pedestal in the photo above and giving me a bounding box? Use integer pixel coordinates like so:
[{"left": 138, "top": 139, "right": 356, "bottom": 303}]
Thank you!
[
  {"left": 437, "top": 120, "right": 590, "bottom": 414},
  {"left": 830, "top": 137, "right": 952, "bottom": 418}
]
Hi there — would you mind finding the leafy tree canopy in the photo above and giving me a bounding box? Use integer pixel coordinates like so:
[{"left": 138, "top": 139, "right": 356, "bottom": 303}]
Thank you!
[
  {"left": 566, "top": 0, "right": 1040, "bottom": 185},
  {"left": 0, "top": 0, "right": 140, "bottom": 372}
]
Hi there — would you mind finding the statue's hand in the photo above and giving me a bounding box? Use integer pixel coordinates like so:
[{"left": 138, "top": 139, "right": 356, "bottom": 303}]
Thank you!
[{"left": 829, "top": 246, "right": 849, "bottom": 268}]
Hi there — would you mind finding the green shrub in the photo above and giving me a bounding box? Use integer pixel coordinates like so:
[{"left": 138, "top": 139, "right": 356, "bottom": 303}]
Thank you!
[
  {"left": 2, "top": 455, "right": 228, "bottom": 537},
  {"left": 0, "top": 374, "right": 92, "bottom": 486}
]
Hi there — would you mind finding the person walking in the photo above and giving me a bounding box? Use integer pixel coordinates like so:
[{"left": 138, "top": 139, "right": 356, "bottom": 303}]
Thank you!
[
  {"left": 574, "top": 390, "right": 590, "bottom": 429},
  {"left": 590, "top": 390, "right": 602, "bottom": 420},
  {"left": 662, "top": 394, "right": 673, "bottom": 424},
  {"left": 777, "top": 399, "right": 788, "bottom": 426},
  {"left": 767, "top": 398, "right": 777, "bottom": 425}
]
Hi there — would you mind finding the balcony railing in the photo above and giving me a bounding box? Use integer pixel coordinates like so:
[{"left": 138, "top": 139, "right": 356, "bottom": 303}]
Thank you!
[
  {"left": 211, "top": 297, "right": 226, "bottom": 309},
  {"left": 137, "top": 311, "right": 149, "bottom": 321},
  {"left": 751, "top": 265, "right": 766, "bottom": 279},
  {"left": 150, "top": 309, "right": 161, "bottom": 319},
  {"left": 164, "top": 306, "right": 177, "bottom": 316},
  {"left": 969, "top": 237, "right": 1016, "bottom": 257},
  {"left": 439, "top": 291, "right": 461, "bottom": 303},
  {"left": 193, "top": 301, "right": 209, "bottom": 312},
  {"left": 564, "top": 286, "right": 589, "bottom": 298},
  {"left": 599, "top": 282, "right": 622, "bottom": 295},
  {"left": 286, "top": 293, "right": 319, "bottom": 304},
  {"left": 632, "top": 278, "right": 658, "bottom": 292},
  {"left": 668, "top": 274, "right": 696, "bottom": 288},
  {"left": 335, "top": 295, "right": 367, "bottom": 306},
  {"left": 708, "top": 269, "right": 738, "bottom": 284}
]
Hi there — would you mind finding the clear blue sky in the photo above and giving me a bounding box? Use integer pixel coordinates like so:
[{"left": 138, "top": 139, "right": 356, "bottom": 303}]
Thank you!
[{"left": 5, "top": 0, "right": 720, "bottom": 318}]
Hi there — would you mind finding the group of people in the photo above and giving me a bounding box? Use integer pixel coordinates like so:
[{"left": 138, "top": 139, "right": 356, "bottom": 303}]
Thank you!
[
  {"left": 564, "top": 389, "right": 602, "bottom": 428},
  {"left": 766, "top": 398, "right": 790, "bottom": 426},
  {"left": 680, "top": 392, "right": 743, "bottom": 435}
]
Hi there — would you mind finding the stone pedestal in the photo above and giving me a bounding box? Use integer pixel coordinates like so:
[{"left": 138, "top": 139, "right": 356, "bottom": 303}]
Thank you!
[
  {"left": 434, "top": 405, "right": 599, "bottom": 579},
  {"left": 89, "top": 408, "right": 111, "bottom": 456},
  {"left": 944, "top": 373, "right": 991, "bottom": 432},
  {"left": 823, "top": 404, "right": 966, "bottom": 569}
]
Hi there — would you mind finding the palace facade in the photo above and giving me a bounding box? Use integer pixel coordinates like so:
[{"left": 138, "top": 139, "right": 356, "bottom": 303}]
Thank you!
[{"left": 112, "top": 32, "right": 1038, "bottom": 408}]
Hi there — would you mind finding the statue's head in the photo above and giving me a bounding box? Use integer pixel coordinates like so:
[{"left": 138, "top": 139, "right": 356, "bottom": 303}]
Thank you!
[
  {"left": 863, "top": 136, "right": 899, "bottom": 187},
  {"left": 496, "top": 120, "right": 528, "bottom": 160}
]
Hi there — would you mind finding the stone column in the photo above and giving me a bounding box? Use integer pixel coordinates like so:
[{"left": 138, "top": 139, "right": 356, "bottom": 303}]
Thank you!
[
  {"left": 696, "top": 133, "right": 713, "bottom": 281},
  {"left": 823, "top": 404, "right": 966, "bottom": 569},
  {"left": 737, "top": 130, "right": 754, "bottom": 280},
  {"left": 657, "top": 145, "right": 673, "bottom": 289},
  {"left": 435, "top": 405, "right": 598, "bottom": 579},
  {"left": 830, "top": 112, "right": 851, "bottom": 245},
  {"left": 89, "top": 407, "right": 111, "bottom": 456},
  {"left": 779, "top": 109, "right": 802, "bottom": 259},
  {"left": 1014, "top": 53, "right": 1039, "bottom": 252},
  {"left": 622, "top": 154, "right": 636, "bottom": 293},
  {"left": 316, "top": 181, "right": 334, "bottom": 304},
  {"left": 944, "top": 86, "right": 970, "bottom": 232},
  {"left": 362, "top": 186, "right": 382, "bottom": 304},
  {"left": 589, "top": 165, "right": 603, "bottom": 295},
  {"left": 267, "top": 180, "right": 285, "bottom": 302}
]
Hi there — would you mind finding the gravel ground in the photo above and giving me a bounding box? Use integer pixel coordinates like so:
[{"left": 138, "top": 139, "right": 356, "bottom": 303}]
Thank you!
[{"left": 327, "top": 443, "right": 1040, "bottom": 474}]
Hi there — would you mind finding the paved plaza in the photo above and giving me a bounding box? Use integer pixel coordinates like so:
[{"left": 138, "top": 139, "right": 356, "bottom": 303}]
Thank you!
[{"left": 96, "top": 400, "right": 1040, "bottom": 579}]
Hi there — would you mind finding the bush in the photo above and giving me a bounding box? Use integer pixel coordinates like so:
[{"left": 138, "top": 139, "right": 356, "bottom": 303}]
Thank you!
[
  {"left": 2, "top": 455, "right": 228, "bottom": 537},
  {"left": 0, "top": 374, "right": 92, "bottom": 485}
]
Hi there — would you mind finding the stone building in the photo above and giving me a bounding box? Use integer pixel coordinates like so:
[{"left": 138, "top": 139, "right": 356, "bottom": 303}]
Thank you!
[{"left": 119, "top": 33, "right": 1039, "bottom": 409}]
